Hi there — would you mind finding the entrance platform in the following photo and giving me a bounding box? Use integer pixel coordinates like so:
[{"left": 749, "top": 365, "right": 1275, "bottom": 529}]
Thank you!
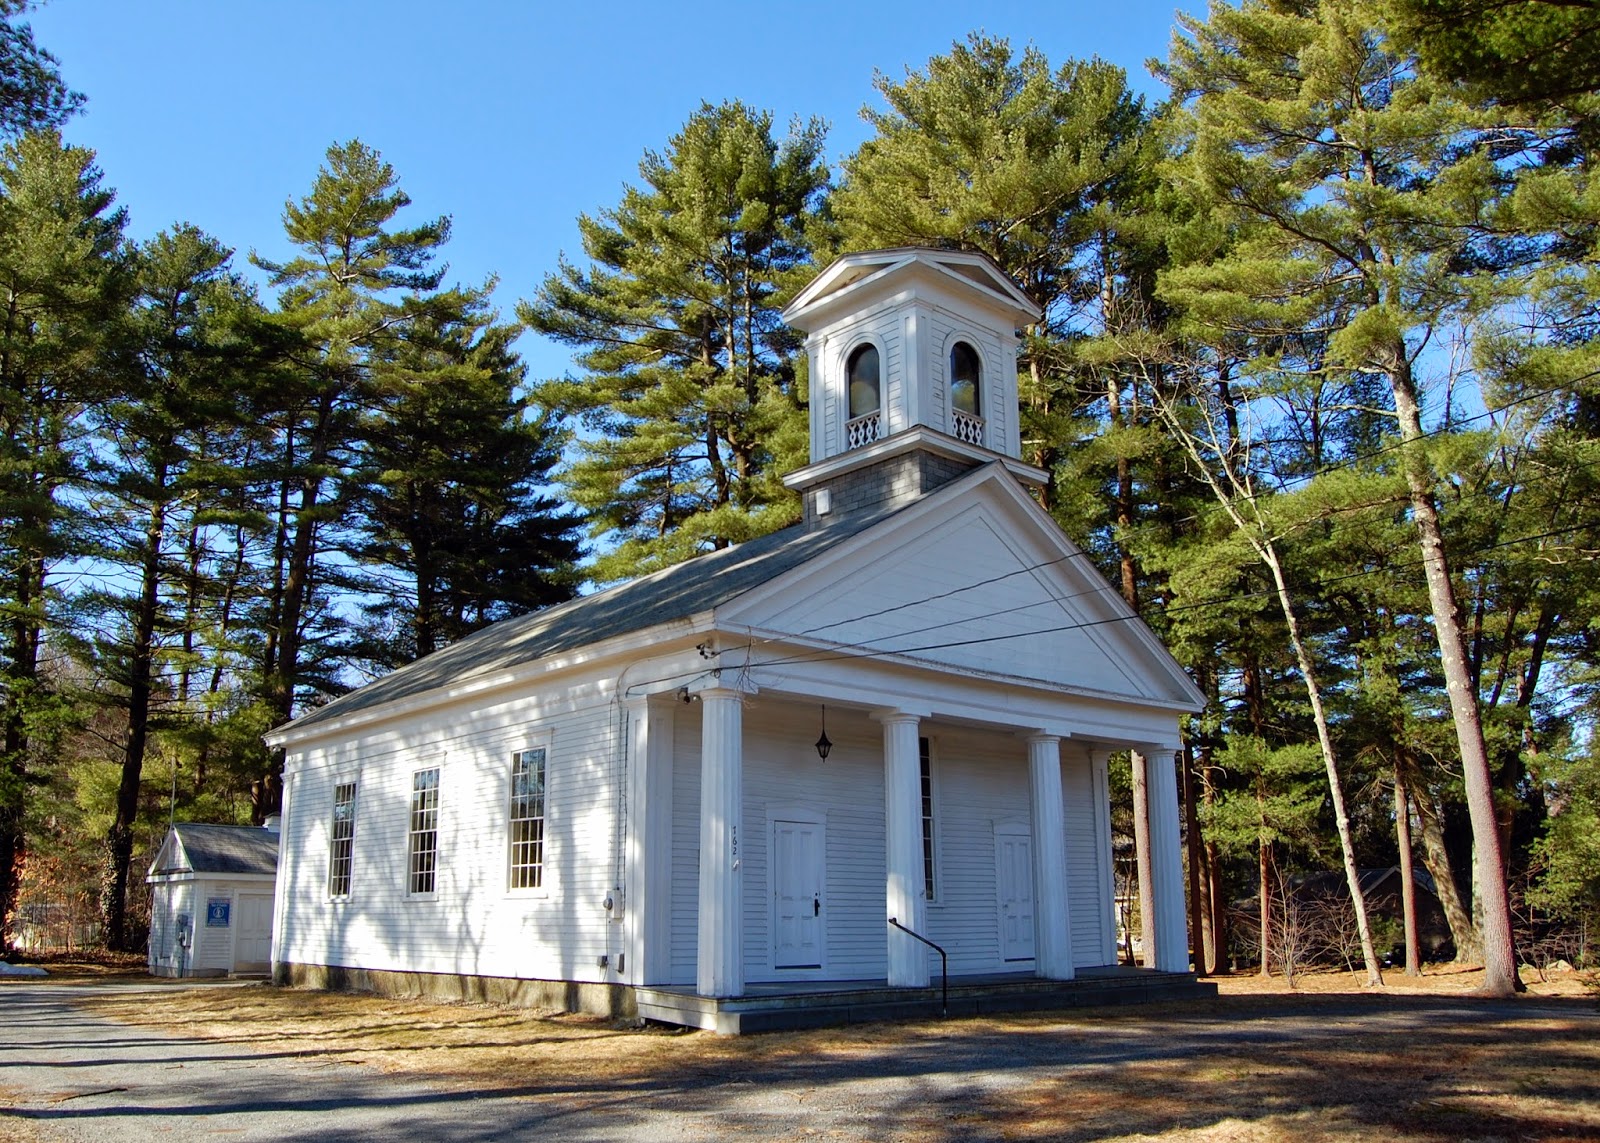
[{"left": 634, "top": 966, "right": 1218, "bottom": 1034}]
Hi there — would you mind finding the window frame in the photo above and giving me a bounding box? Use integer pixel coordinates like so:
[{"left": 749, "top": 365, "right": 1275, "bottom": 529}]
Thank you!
[
  {"left": 918, "top": 735, "right": 941, "bottom": 905},
  {"left": 506, "top": 745, "right": 548, "bottom": 894},
  {"left": 406, "top": 766, "right": 441, "bottom": 898},
  {"left": 327, "top": 779, "right": 357, "bottom": 900},
  {"left": 948, "top": 339, "right": 983, "bottom": 418},
  {"left": 845, "top": 341, "right": 882, "bottom": 420}
]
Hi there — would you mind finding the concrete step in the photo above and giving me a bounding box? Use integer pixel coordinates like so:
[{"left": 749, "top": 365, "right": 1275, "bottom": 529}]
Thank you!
[{"left": 636, "top": 973, "right": 1217, "bottom": 1034}]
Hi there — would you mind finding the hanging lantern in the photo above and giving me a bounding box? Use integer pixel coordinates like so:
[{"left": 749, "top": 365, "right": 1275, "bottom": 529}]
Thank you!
[{"left": 815, "top": 704, "right": 833, "bottom": 761}]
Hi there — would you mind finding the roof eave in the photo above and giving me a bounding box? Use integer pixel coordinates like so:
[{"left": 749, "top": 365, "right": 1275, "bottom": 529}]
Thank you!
[{"left": 265, "top": 612, "right": 717, "bottom": 750}]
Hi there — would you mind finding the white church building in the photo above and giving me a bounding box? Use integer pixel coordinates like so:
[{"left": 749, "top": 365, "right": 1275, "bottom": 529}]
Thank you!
[{"left": 266, "top": 248, "right": 1206, "bottom": 1032}]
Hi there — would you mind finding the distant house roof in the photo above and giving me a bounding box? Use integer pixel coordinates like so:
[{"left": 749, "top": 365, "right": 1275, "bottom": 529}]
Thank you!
[
  {"left": 1292, "top": 867, "right": 1439, "bottom": 899},
  {"left": 281, "top": 495, "right": 912, "bottom": 735},
  {"left": 150, "top": 823, "right": 279, "bottom": 879}
]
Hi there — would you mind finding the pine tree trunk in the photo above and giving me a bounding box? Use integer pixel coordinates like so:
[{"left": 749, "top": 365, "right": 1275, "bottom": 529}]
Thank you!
[
  {"left": 1388, "top": 355, "right": 1518, "bottom": 996},
  {"left": 1257, "top": 539, "right": 1385, "bottom": 986},
  {"left": 1411, "top": 783, "right": 1482, "bottom": 961},
  {"left": 1395, "top": 764, "right": 1422, "bottom": 976},
  {"left": 1258, "top": 836, "right": 1272, "bottom": 977},
  {"left": 103, "top": 487, "right": 168, "bottom": 951}
]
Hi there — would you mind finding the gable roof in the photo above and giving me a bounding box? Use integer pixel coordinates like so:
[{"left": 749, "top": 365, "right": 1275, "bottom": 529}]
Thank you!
[
  {"left": 783, "top": 247, "right": 1042, "bottom": 330},
  {"left": 150, "top": 823, "right": 279, "bottom": 878},
  {"left": 277, "top": 500, "right": 907, "bottom": 737}
]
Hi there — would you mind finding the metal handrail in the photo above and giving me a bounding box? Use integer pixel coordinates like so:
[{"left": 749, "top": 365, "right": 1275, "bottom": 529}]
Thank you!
[{"left": 888, "top": 916, "right": 947, "bottom": 1017}]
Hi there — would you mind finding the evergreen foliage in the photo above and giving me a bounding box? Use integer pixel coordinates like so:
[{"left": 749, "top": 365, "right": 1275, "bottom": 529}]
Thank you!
[
  {"left": 0, "top": 14, "right": 1596, "bottom": 976},
  {"left": 520, "top": 101, "right": 828, "bottom": 581}
]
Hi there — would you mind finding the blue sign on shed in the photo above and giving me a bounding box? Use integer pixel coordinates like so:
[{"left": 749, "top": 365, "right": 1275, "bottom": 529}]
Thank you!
[{"left": 206, "top": 899, "right": 231, "bottom": 927}]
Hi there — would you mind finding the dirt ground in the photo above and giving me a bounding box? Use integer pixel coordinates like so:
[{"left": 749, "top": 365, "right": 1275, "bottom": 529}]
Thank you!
[{"left": 26, "top": 962, "right": 1592, "bottom": 1142}]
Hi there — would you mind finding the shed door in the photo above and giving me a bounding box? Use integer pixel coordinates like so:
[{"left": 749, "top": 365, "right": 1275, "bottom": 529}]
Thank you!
[
  {"left": 773, "top": 817, "right": 824, "bottom": 969},
  {"left": 235, "top": 893, "right": 274, "bottom": 969},
  {"left": 995, "top": 823, "right": 1035, "bottom": 962}
]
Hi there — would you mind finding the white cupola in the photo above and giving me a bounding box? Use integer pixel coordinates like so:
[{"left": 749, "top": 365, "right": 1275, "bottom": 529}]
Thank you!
[{"left": 781, "top": 247, "right": 1046, "bottom": 525}]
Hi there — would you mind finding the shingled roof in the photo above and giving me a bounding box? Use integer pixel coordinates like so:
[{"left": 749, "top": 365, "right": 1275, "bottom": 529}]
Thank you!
[
  {"left": 283, "top": 499, "right": 909, "bottom": 735},
  {"left": 152, "top": 823, "right": 279, "bottom": 878}
]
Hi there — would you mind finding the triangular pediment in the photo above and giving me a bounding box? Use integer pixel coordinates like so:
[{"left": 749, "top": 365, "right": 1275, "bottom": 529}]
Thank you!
[
  {"left": 784, "top": 247, "right": 1041, "bottom": 332},
  {"left": 717, "top": 468, "right": 1203, "bottom": 710},
  {"left": 147, "top": 828, "right": 190, "bottom": 878}
]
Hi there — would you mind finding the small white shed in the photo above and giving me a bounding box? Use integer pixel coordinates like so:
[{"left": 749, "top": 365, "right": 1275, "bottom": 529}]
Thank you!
[{"left": 147, "top": 821, "right": 280, "bottom": 978}]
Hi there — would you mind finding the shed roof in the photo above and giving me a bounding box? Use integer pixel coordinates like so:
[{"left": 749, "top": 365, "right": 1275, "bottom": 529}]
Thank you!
[
  {"left": 153, "top": 823, "right": 280, "bottom": 878},
  {"left": 282, "top": 495, "right": 911, "bottom": 735}
]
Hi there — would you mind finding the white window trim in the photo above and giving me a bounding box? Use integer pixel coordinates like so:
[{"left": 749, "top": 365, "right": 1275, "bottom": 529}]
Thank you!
[
  {"left": 940, "top": 330, "right": 989, "bottom": 442},
  {"left": 406, "top": 766, "right": 441, "bottom": 900},
  {"left": 326, "top": 776, "right": 358, "bottom": 902},
  {"left": 505, "top": 736, "right": 553, "bottom": 898},
  {"left": 920, "top": 735, "right": 944, "bottom": 907}
]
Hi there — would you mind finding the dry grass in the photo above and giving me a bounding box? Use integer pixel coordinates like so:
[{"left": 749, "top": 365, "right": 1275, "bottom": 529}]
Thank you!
[
  {"left": 62, "top": 964, "right": 1600, "bottom": 1141},
  {"left": 0, "top": 949, "right": 147, "bottom": 981}
]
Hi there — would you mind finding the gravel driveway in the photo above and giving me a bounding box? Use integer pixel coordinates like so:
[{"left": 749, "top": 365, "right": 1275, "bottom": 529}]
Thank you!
[{"left": 2, "top": 979, "right": 1595, "bottom": 1142}]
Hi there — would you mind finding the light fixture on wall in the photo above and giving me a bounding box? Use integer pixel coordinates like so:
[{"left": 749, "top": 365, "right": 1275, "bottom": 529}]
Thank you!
[{"left": 815, "top": 705, "right": 832, "bottom": 761}]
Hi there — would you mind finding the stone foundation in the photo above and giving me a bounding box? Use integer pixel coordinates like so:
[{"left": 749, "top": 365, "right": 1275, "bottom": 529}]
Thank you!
[{"left": 276, "top": 962, "right": 638, "bottom": 1018}]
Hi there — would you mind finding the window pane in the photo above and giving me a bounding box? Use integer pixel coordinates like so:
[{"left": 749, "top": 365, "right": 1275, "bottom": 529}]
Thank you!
[
  {"left": 509, "top": 748, "right": 546, "bottom": 890},
  {"left": 408, "top": 768, "right": 439, "bottom": 895},
  {"left": 950, "top": 342, "right": 981, "bottom": 416},
  {"left": 919, "top": 737, "right": 935, "bottom": 901},
  {"left": 848, "top": 344, "right": 881, "bottom": 418},
  {"left": 328, "top": 781, "right": 356, "bottom": 898}
]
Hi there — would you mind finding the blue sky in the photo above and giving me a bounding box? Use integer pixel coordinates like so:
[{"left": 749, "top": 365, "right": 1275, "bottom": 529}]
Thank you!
[{"left": 33, "top": 0, "right": 1202, "bottom": 382}]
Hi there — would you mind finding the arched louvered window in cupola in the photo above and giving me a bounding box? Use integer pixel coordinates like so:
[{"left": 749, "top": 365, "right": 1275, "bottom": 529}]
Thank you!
[
  {"left": 949, "top": 341, "right": 984, "bottom": 446},
  {"left": 846, "top": 343, "right": 883, "bottom": 449}
]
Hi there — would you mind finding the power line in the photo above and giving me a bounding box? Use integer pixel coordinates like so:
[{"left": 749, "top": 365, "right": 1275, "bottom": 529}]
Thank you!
[{"left": 735, "top": 520, "right": 1597, "bottom": 676}]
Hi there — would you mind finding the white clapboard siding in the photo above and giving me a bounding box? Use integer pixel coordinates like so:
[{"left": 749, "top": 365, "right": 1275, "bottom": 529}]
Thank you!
[
  {"left": 741, "top": 703, "right": 888, "bottom": 983},
  {"left": 280, "top": 674, "right": 619, "bottom": 985},
  {"left": 1062, "top": 751, "right": 1113, "bottom": 966},
  {"left": 923, "top": 728, "right": 1033, "bottom": 975}
]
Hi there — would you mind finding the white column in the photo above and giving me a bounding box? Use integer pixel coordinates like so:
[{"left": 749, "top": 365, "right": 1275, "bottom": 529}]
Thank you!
[
  {"left": 1144, "top": 746, "right": 1190, "bottom": 973},
  {"left": 696, "top": 686, "right": 744, "bottom": 997},
  {"left": 1027, "top": 734, "right": 1074, "bottom": 980},
  {"left": 624, "top": 696, "right": 674, "bottom": 986},
  {"left": 878, "top": 710, "right": 928, "bottom": 988}
]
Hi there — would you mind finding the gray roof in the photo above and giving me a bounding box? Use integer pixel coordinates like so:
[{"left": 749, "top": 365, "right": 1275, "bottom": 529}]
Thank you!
[
  {"left": 286, "top": 502, "right": 907, "bottom": 734},
  {"left": 165, "top": 823, "right": 279, "bottom": 876}
]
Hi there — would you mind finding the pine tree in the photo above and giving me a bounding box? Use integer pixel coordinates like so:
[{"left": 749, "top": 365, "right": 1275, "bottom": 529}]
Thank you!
[
  {"left": 833, "top": 36, "right": 1156, "bottom": 516},
  {"left": 81, "top": 224, "right": 259, "bottom": 949},
  {"left": 251, "top": 140, "right": 449, "bottom": 735},
  {"left": 0, "top": 132, "right": 126, "bottom": 947},
  {"left": 352, "top": 285, "right": 582, "bottom": 667},
  {"left": 520, "top": 101, "right": 827, "bottom": 581},
  {"left": 0, "top": 1, "right": 82, "bottom": 137},
  {"left": 1156, "top": 0, "right": 1523, "bottom": 993}
]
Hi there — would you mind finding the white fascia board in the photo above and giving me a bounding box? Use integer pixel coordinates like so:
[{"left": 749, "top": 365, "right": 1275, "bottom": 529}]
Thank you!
[
  {"left": 783, "top": 252, "right": 913, "bottom": 323},
  {"left": 265, "top": 613, "right": 717, "bottom": 750},
  {"left": 781, "top": 428, "right": 1047, "bottom": 491}
]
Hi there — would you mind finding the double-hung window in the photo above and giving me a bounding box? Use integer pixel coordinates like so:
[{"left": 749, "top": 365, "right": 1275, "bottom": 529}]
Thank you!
[
  {"left": 508, "top": 748, "right": 546, "bottom": 890},
  {"left": 327, "top": 781, "right": 356, "bottom": 898},
  {"left": 408, "top": 767, "right": 440, "bottom": 895},
  {"left": 919, "top": 736, "right": 937, "bottom": 902}
]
